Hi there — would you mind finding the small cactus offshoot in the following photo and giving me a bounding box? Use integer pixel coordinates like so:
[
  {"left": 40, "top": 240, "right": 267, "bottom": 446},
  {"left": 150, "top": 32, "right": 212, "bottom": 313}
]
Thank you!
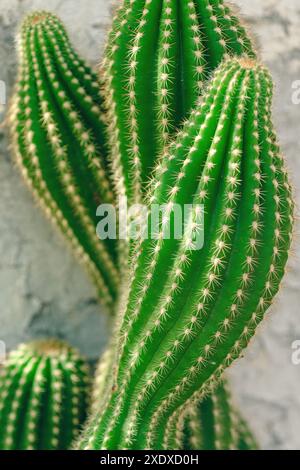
[
  {"left": 77, "top": 57, "right": 294, "bottom": 450},
  {"left": 0, "top": 339, "right": 90, "bottom": 450},
  {"left": 9, "top": 12, "right": 119, "bottom": 312}
]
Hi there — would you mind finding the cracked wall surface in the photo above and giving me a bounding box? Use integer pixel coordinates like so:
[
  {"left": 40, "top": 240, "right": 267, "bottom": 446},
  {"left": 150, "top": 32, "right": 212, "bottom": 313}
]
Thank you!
[{"left": 0, "top": 0, "right": 299, "bottom": 450}]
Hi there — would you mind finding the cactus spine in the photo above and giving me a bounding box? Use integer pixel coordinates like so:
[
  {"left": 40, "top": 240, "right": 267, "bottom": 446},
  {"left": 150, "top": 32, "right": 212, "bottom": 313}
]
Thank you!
[
  {"left": 9, "top": 12, "right": 119, "bottom": 312},
  {"left": 0, "top": 339, "right": 90, "bottom": 450},
  {"left": 102, "top": 0, "right": 256, "bottom": 204},
  {"left": 77, "top": 57, "right": 294, "bottom": 450}
]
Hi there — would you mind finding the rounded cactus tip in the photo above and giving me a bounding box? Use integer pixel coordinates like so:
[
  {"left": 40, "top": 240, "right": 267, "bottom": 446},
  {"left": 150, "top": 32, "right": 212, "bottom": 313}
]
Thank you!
[
  {"left": 237, "top": 57, "right": 257, "bottom": 69},
  {"left": 18, "top": 338, "right": 81, "bottom": 357},
  {"left": 21, "top": 11, "right": 59, "bottom": 29}
]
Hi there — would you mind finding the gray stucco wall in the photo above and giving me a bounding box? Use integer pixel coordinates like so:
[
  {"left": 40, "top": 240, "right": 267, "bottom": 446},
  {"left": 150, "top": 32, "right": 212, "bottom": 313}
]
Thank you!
[{"left": 0, "top": 0, "right": 299, "bottom": 449}]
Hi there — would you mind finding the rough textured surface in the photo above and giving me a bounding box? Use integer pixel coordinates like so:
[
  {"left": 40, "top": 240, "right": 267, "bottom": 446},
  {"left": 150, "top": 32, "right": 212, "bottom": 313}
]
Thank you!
[{"left": 0, "top": 0, "right": 299, "bottom": 450}]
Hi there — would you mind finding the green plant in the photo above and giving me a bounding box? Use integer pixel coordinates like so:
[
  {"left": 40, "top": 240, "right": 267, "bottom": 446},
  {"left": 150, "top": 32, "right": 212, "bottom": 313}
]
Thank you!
[
  {"left": 8, "top": 12, "right": 119, "bottom": 312},
  {"left": 91, "top": 350, "right": 257, "bottom": 450},
  {"left": 77, "top": 57, "right": 293, "bottom": 450},
  {"left": 173, "top": 381, "right": 257, "bottom": 450},
  {"left": 102, "top": 0, "right": 256, "bottom": 204},
  {"left": 5, "top": 1, "right": 294, "bottom": 452},
  {"left": 0, "top": 339, "right": 90, "bottom": 450},
  {"left": 91, "top": 347, "right": 116, "bottom": 414}
]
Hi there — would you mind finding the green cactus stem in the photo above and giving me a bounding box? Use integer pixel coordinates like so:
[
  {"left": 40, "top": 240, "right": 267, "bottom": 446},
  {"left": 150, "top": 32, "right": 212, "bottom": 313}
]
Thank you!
[
  {"left": 170, "top": 381, "right": 257, "bottom": 450},
  {"left": 77, "top": 57, "right": 294, "bottom": 450},
  {"left": 0, "top": 339, "right": 90, "bottom": 450},
  {"left": 8, "top": 12, "right": 119, "bottom": 312},
  {"left": 102, "top": 0, "right": 256, "bottom": 204},
  {"left": 91, "top": 351, "right": 257, "bottom": 450}
]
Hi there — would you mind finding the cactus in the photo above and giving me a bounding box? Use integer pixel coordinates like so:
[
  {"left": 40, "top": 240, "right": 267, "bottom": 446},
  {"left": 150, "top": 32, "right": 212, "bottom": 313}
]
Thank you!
[
  {"left": 172, "top": 381, "right": 257, "bottom": 450},
  {"left": 91, "top": 350, "right": 256, "bottom": 450},
  {"left": 0, "top": 339, "right": 90, "bottom": 450},
  {"left": 8, "top": 12, "right": 119, "bottom": 312},
  {"left": 91, "top": 347, "right": 116, "bottom": 414},
  {"left": 77, "top": 57, "right": 294, "bottom": 450},
  {"left": 102, "top": 0, "right": 256, "bottom": 204}
]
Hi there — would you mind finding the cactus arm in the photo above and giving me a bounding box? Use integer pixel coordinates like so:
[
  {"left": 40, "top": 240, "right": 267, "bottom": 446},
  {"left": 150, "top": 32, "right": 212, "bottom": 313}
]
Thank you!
[
  {"left": 103, "top": 0, "right": 256, "bottom": 204},
  {"left": 0, "top": 340, "right": 90, "bottom": 450},
  {"left": 10, "top": 89, "right": 112, "bottom": 307},
  {"left": 78, "top": 58, "right": 293, "bottom": 450},
  {"left": 9, "top": 12, "right": 118, "bottom": 311},
  {"left": 134, "top": 65, "right": 292, "bottom": 451}
]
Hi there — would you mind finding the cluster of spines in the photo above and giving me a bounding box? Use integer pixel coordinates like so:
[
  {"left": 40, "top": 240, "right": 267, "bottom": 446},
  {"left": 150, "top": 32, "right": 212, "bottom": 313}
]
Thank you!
[
  {"left": 77, "top": 57, "right": 294, "bottom": 450},
  {"left": 0, "top": 339, "right": 90, "bottom": 450},
  {"left": 102, "top": 0, "right": 256, "bottom": 204},
  {"left": 9, "top": 12, "right": 119, "bottom": 311}
]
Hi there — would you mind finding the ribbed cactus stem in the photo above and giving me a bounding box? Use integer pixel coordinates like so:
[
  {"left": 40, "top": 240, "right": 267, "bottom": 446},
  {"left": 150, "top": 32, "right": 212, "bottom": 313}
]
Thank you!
[
  {"left": 166, "top": 381, "right": 257, "bottom": 450},
  {"left": 102, "top": 0, "right": 256, "bottom": 203},
  {"left": 91, "top": 350, "right": 257, "bottom": 450},
  {"left": 8, "top": 12, "right": 119, "bottom": 311},
  {"left": 78, "top": 57, "right": 293, "bottom": 450},
  {"left": 0, "top": 339, "right": 90, "bottom": 450}
]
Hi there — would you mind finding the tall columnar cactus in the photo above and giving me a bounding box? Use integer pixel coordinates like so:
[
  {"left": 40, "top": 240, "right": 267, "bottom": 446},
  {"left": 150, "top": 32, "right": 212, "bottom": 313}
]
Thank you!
[
  {"left": 0, "top": 339, "right": 90, "bottom": 450},
  {"left": 8, "top": 12, "right": 119, "bottom": 312},
  {"left": 77, "top": 57, "right": 294, "bottom": 450},
  {"left": 102, "top": 0, "right": 256, "bottom": 203}
]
